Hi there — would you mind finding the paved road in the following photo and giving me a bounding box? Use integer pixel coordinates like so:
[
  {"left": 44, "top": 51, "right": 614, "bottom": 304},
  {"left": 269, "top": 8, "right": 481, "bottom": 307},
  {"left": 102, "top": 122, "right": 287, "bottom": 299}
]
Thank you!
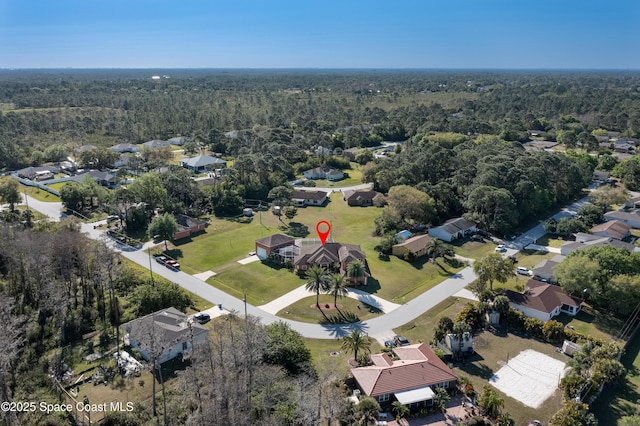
[{"left": 21, "top": 190, "right": 591, "bottom": 339}]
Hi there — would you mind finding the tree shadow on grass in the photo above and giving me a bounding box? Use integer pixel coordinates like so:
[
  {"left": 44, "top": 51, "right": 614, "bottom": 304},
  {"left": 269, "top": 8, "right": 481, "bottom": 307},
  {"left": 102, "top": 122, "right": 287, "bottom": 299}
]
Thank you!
[
  {"left": 164, "top": 248, "right": 183, "bottom": 259},
  {"left": 457, "top": 359, "right": 494, "bottom": 381},
  {"left": 320, "top": 310, "right": 361, "bottom": 324},
  {"left": 408, "top": 256, "right": 430, "bottom": 270},
  {"left": 356, "top": 277, "right": 381, "bottom": 295}
]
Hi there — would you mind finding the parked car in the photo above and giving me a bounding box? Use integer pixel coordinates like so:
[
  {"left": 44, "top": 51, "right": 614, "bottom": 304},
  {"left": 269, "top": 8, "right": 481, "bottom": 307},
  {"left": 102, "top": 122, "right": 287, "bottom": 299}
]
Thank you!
[
  {"left": 516, "top": 267, "right": 532, "bottom": 276},
  {"left": 394, "top": 335, "right": 410, "bottom": 346},
  {"left": 165, "top": 259, "right": 181, "bottom": 270},
  {"left": 193, "top": 313, "right": 210, "bottom": 323},
  {"left": 477, "top": 229, "right": 491, "bottom": 238},
  {"left": 495, "top": 244, "right": 507, "bottom": 252},
  {"left": 384, "top": 340, "right": 396, "bottom": 348},
  {"left": 155, "top": 255, "right": 168, "bottom": 264},
  {"left": 470, "top": 234, "right": 484, "bottom": 242}
]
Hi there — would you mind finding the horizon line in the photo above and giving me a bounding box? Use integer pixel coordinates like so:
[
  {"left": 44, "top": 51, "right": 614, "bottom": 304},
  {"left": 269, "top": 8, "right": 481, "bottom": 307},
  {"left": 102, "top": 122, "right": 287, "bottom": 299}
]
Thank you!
[{"left": 1, "top": 67, "right": 640, "bottom": 72}]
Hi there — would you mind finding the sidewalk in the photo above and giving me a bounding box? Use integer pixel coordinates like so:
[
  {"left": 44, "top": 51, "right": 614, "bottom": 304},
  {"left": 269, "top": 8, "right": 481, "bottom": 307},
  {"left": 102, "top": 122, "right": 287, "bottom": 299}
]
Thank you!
[{"left": 258, "top": 285, "right": 401, "bottom": 315}]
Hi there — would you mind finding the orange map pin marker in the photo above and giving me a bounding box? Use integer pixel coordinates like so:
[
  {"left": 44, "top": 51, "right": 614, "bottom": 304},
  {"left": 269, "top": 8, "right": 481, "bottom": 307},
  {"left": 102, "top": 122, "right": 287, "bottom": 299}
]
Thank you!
[{"left": 316, "top": 221, "right": 331, "bottom": 245}]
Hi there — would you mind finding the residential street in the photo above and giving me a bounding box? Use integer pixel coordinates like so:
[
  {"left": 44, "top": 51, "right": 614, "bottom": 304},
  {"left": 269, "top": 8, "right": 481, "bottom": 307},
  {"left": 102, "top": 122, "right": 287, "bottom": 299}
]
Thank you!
[{"left": 23, "top": 191, "right": 592, "bottom": 339}]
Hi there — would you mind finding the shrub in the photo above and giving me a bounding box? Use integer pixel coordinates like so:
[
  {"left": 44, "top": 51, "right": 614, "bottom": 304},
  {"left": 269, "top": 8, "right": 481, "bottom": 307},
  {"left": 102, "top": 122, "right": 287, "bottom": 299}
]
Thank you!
[
  {"left": 542, "top": 320, "right": 565, "bottom": 343},
  {"left": 524, "top": 317, "right": 544, "bottom": 338}
]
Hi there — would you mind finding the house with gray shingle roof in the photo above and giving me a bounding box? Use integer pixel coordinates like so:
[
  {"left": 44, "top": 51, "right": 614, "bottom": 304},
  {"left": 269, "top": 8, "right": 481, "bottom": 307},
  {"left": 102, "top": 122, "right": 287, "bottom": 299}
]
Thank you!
[
  {"left": 121, "top": 307, "right": 208, "bottom": 364},
  {"left": 604, "top": 210, "right": 640, "bottom": 229},
  {"left": 351, "top": 343, "right": 457, "bottom": 410},
  {"left": 428, "top": 217, "right": 476, "bottom": 242},
  {"left": 181, "top": 154, "right": 227, "bottom": 172},
  {"left": 142, "top": 139, "right": 171, "bottom": 149},
  {"left": 111, "top": 143, "right": 140, "bottom": 153}
]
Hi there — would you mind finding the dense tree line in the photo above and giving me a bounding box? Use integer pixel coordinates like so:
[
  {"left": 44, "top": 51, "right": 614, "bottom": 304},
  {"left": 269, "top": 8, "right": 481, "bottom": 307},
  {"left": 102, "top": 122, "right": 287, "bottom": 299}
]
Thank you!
[{"left": 1, "top": 70, "right": 639, "bottom": 171}]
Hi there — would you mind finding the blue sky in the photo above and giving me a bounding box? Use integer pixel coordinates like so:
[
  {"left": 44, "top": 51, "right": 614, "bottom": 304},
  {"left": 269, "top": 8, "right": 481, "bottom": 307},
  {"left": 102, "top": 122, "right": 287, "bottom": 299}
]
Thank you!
[{"left": 1, "top": 0, "right": 638, "bottom": 69}]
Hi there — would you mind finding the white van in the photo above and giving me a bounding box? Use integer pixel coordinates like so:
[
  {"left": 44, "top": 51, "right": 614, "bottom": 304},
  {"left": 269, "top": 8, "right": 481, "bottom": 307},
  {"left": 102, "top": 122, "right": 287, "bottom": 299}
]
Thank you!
[{"left": 516, "top": 267, "right": 532, "bottom": 276}]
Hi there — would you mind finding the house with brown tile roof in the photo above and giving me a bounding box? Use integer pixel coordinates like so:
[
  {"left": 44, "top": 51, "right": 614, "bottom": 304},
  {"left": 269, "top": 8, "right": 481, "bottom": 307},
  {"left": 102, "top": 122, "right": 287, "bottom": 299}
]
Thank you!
[
  {"left": 392, "top": 234, "right": 432, "bottom": 258},
  {"left": 293, "top": 242, "right": 368, "bottom": 284},
  {"left": 343, "top": 189, "right": 380, "bottom": 207},
  {"left": 504, "top": 279, "right": 582, "bottom": 322},
  {"left": 590, "top": 220, "right": 631, "bottom": 241},
  {"left": 255, "top": 234, "right": 296, "bottom": 260},
  {"left": 351, "top": 343, "right": 457, "bottom": 410}
]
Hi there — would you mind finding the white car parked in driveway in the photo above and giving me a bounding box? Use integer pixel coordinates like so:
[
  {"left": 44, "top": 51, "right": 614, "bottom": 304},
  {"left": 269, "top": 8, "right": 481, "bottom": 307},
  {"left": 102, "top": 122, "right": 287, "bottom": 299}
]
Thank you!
[{"left": 495, "top": 244, "right": 507, "bottom": 252}]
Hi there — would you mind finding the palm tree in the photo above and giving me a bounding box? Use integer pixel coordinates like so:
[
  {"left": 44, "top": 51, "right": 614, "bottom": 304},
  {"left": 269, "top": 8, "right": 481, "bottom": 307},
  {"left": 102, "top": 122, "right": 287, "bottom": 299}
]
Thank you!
[
  {"left": 341, "top": 329, "right": 372, "bottom": 365},
  {"left": 427, "top": 238, "right": 447, "bottom": 261},
  {"left": 346, "top": 260, "right": 366, "bottom": 285},
  {"left": 473, "top": 253, "right": 514, "bottom": 291},
  {"left": 479, "top": 385, "right": 504, "bottom": 419},
  {"left": 433, "top": 387, "right": 450, "bottom": 412},
  {"left": 305, "top": 265, "right": 329, "bottom": 308},
  {"left": 328, "top": 274, "right": 349, "bottom": 307},
  {"left": 391, "top": 401, "right": 409, "bottom": 422}
]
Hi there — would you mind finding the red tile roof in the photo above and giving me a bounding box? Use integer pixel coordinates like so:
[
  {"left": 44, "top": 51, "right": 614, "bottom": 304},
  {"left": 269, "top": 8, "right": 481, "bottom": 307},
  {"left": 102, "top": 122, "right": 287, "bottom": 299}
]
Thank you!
[{"left": 351, "top": 343, "right": 457, "bottom": 397}]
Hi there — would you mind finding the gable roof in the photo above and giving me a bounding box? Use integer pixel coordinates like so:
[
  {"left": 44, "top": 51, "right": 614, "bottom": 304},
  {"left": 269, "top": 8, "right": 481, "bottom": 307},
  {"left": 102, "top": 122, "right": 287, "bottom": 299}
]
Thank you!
[
  {"left": 505, "top": 279, "right": 581, "bottom": 314},
  {"left": 351, "top": 343, "right": 457, "bottom": 397},
  {"left": 562, "top": 235, "right": 636, "bottom": 254},
  {"left": 290, "top": 190, "right": 328, "bottom": 201},
  {"left": 590, "top": 220, "right": 631, "bottom": 240},
  {"left": 393, "top": 234, "right": 432, "bottom": 253},
  {"left": 605, "top": 210, "right": 640, "bottom": 224},
  {"left": 437, "top": 217, "right": 476, "bottom": 235},
  {"left": 255, "top": 234, "right": 295, "bottom": 248}
]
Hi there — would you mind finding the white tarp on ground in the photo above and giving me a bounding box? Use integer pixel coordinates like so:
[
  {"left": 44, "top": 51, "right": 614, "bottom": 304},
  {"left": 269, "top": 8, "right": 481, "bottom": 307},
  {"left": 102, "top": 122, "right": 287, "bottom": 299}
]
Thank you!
[
  {"left": 114, "top": 351, "right": 142, "bottom": 377},
  {"left": 394, "top": 386, "right": 435, "bottom": 405},
  {"left": 489, "top": 349, "right": 565, "bottom": 408}
]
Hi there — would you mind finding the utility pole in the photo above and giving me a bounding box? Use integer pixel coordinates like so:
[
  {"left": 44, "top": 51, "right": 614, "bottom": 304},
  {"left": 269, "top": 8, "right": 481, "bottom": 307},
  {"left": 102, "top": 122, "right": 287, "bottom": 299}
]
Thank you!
[{"left": 243, "top": 294, "right": 247, "bottom": 318}]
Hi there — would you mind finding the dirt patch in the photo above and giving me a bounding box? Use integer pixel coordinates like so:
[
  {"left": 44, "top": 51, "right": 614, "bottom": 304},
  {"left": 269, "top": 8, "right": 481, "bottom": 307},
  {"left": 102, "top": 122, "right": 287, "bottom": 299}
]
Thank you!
[{"left": 310, "top": 303, "right": 343, "bottom": 311}]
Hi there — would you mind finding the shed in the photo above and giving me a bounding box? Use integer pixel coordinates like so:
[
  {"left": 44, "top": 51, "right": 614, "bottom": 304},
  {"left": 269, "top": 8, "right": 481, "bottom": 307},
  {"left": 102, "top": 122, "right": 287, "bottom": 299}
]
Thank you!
[{"left": 562, "top": 340, "right": 582, "bottom": 357}]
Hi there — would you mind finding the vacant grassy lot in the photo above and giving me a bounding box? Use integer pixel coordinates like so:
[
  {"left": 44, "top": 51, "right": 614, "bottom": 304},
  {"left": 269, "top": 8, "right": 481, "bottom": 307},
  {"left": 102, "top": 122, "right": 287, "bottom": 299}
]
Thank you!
[
  {"left": 175, "top": 192, "right": 468, "bottom": 304},
  {"left": 277, "top": 295, "right": 382, "bottom": 323},
  {"left": 20, "top": 184, "right": 61, "bottom": 202}
]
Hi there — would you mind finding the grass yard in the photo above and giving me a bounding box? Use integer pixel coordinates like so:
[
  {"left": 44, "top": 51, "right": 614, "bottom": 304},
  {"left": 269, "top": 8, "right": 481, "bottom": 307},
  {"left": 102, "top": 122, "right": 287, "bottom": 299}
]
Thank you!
[
  {"left": 453, "top": 331, "right": 566, "bottom": 425},
  {"left": 555, "top": 304, "right": 626, "bottom": 343},
  {"left": 47, "top": 181, "right": 68, "bottom": 192},
  {"left": 173, "top": 192, "right": 467, "bottom": 304},
  {"left": 304, "top": 337, "right": 382, "bottom": 380},
  {"left": 535, "top": 233, "right": 571, "bottom": 248},
  {"left": 494, "top": 249, "right": 557, "bottom": 292},
  {"left": 447, "top": 238, "right": 500, "bottom": 260},
  {"left": 20, "top": 184, "right": 61, "bottom": 202},
  {"left": 276, "top": 295, "right": 382, "bottom": 324}
]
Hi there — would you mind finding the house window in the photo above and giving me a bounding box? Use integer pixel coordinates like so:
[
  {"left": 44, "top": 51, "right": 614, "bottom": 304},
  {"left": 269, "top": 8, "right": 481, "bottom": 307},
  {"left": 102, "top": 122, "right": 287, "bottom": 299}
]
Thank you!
[{"left": 378, "top": 394, "right": 389, "bottom": 402}]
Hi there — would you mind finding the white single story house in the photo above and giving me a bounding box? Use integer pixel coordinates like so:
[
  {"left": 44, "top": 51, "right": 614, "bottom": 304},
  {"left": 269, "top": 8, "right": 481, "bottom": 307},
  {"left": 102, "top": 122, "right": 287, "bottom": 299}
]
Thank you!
[
  {"left": 504, "top": 279, "right": 582, "bottom": 322},
  {"left": 428, "top": 217, "right": 477, "bottom": 242},
  {"left": 111, "top": 143, "right": 140, "bottom": 153},
  {"left": 290, "top": 189, "right": 328, "bottom": 207},
  {"left": 142, "top": 139, "right": 171, "bottom": 149},
  {"left": 302, "top": 166, "right": 344, "bottom": 181}
]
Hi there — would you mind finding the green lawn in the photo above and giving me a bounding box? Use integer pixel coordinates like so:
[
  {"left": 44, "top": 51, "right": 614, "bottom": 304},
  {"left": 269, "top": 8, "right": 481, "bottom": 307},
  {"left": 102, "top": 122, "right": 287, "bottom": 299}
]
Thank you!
[
  {"left": 494, "top": 249, "right": 557, "bottom": 292},
  {"left": 276, "top": 295, "right": 383, "bottom": 324},
  {"left": 47, "top": 181, "right": 68, "bottom": 192},
  {"left": 20, "top": 184, "right": 61, "bottom": 202},
  {"left": 305, "top": 337, "right": 382, "bottom": 380},
  {"left": 555, "top": 304, "right": 626, "bottom": 343},
  {"left": 535, "top": 233, "right": 571, "bottom": 248},
  {"left": 447, "top": 238, "right": 499, "bottom": 260}
]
